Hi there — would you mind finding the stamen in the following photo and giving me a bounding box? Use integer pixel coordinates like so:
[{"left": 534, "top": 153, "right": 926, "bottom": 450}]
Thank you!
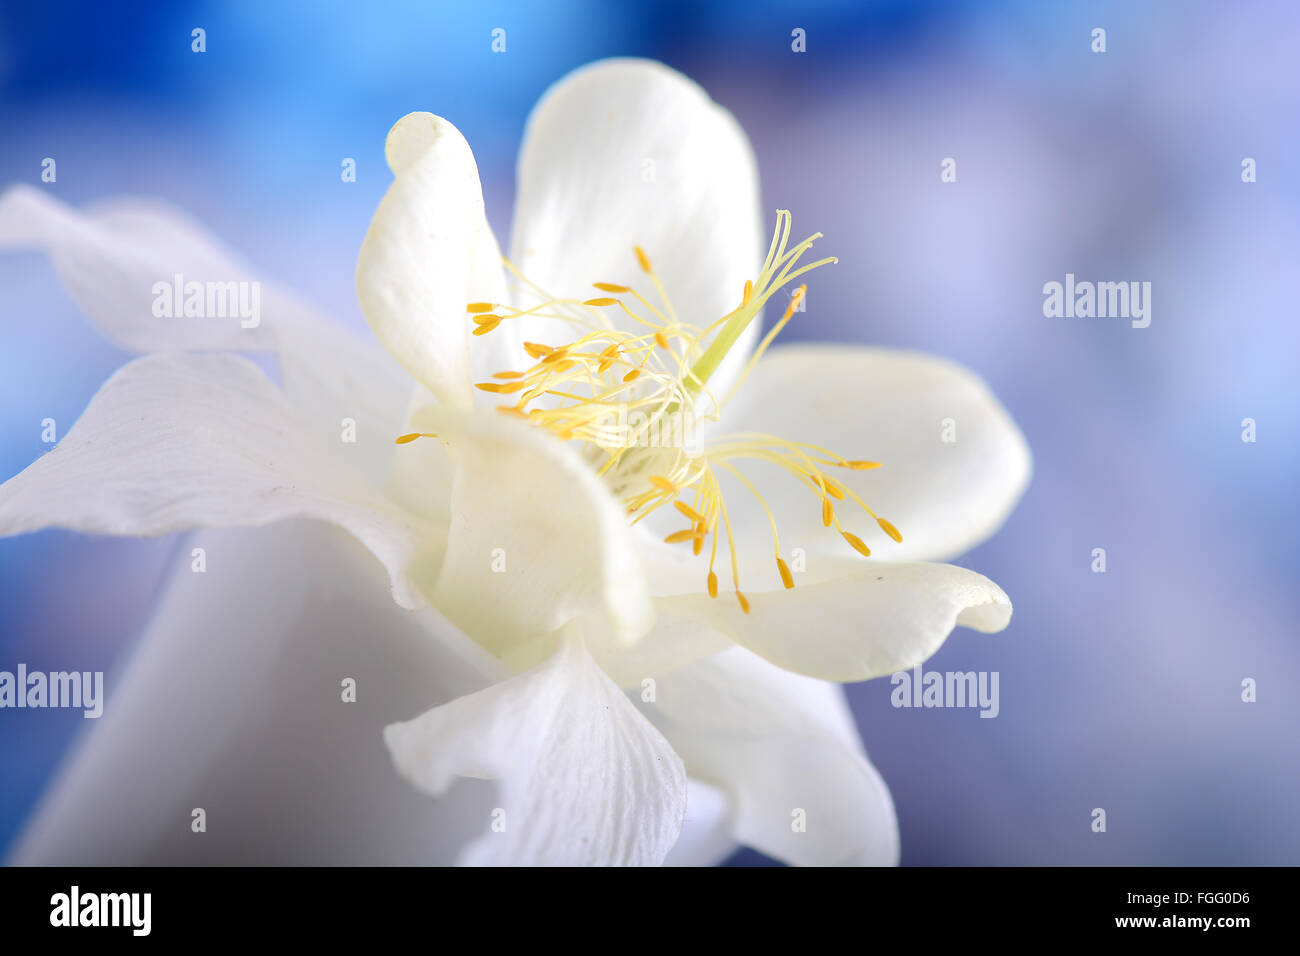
[
  {"left": 842, "top": 531, "right": 872, "bottom": 557},
  {"left": 776, "top": 557, "right": 794, "bottom": 589},
  {"left": 674, "top": 500, "right": 705, "bottom": 523},
  {"left": 596, "top": 344, "right": 620, "bottom": 373},
  {"left": 438, "top": 210, "right": 902, "bottom": 613},
  {"left": 664, "top": 529, "right": 705, "bottom": 544}
]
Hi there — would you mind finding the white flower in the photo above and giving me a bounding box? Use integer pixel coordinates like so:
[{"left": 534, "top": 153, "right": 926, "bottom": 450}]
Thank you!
[{"left": 0, "top": 59, "right": 1029, "bottom": 866}]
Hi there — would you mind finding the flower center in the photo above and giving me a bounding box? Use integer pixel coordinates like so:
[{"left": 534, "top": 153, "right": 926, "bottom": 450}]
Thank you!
[{"left": 397, "top": 211, "right": 903, "bottom": 612}]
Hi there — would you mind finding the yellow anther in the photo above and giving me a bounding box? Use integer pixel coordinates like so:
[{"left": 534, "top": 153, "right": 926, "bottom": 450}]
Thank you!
[
  {"left": 596, "top": 344, "right": 620, "bottom": 372},
  {"left": 472, "top": 313, "right": 501, "bottom": 325},
  {"left": 593, "top": 282, "right": 631, "bottom": 293},
  {"left": 785, "top": 286, "right": 806, "bottom": 317},
  {"left": 654, "top": 330, "right": 670, "bottom": 349},
  {"left": 475, "top": 381, "right": 528, "bottom": 394},
  {"left": 707, "top": 571, "right": 718, "bottom": 598},
  {"left": 664, "top": 529, "right": 705, "bottom": 544},
  {"left": 472, "top": 319, "right": 500, "bottom": 336},
  {"left": 395, "top": 432, "right": 436, "bottom": 444},
  {"left": 649, "top": 475, "right": 676, "bottom": 494},
  {"left": 742, "top": 279, "right": 752, "bottom": 304},
  {"left": 635, "top": 245, "right": 652, "bottom": 273},
  {"left": 876, "top": 517, "right": 903, "bottom": 542},
  {"left": 622, "top": 369, "right": 641, "bottom": 383},
  {"left": 466, "top": 302, "right": 494, "bottom": 313},
  {"left": 776, "top": 557, "right": 794, "bottom": 589},
  {"left": 496, "top": 406, "right": 529, "bottom": 418},
  {"left": 842, "top": 531, "right": 872, "bottom": 557},
  {"left": 843, "top": 460, "right": 882, "bottom": 470},
  {"left": 584, "top": 297, "right": 618, "bottom": 307},
  {"left": 736, "top": 591, "right": 751, "bottom": 614},
  {"left": 493, "top": 371, "right": 524, "bottom": 379},
  {"left": 674, "top": 500, "right": 705, "bottom": 524},
  {"left": 523, "top": 342, "right": 554, "bottom": 358},
  {"left": 821, "top": 496, "right": 834, "bottom": 527},
  {"left": 823, "top": 477, "right": 846, "bottom": 500}
]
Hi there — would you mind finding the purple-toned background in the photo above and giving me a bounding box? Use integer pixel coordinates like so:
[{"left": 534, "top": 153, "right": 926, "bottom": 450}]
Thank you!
[{"left": 2, "top": 0, "right": 1297, "bottom": 864}]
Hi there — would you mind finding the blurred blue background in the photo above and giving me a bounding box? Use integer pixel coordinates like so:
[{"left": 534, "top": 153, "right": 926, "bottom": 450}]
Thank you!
[{"left": 2, "top": 0, "right": 1297, "bottom": 865}]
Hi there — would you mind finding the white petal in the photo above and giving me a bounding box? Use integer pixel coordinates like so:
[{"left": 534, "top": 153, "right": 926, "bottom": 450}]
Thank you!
[
  {"left": 655, "top": 559, "right": 1011, "bottom": 682},
  {"left": 9, "top": 522, "right": 504, "bottom": 865},
  {"left": 714, "top": 345, "right": 1031, "bottom": 563},
  {"left": 356, "top": 112, "right": 508, "bottom": 410},
  {"left": 384, "top": 636, "right": 686, "bottom": 866},
  {"left": 273, "top": 320, "right": 411, "bottom": 489},
  {"left": 0, "top": 186, "right": 411, "bottom": 485},
  {"left": 381, "top": 383, "right": 456, "bottom": 527},
  {"left": 510, "top": 58, "right": 763, "bottom": 396},
  {"left": 420, "top": 408, "right": 652, "bottom": 652},
  {"left": 648, "top": 647, "right": 899, "bottom": 866},
  {"left": 0, "top": 353, "right": 438, "bottom": 609},
  {"left": 563, "top": 601, "right": 733, "bottom": 690},
  {"left": 663, "top": 779, "right": 740, "bottom": 866},
  {"left": 0, "top": 185, "right": 273, "bottom": 352}
]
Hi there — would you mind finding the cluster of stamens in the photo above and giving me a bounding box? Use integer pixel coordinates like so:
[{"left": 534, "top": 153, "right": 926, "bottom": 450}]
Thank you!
[{"left": 397, "top": 211, "right": 903, "bottom": 613}]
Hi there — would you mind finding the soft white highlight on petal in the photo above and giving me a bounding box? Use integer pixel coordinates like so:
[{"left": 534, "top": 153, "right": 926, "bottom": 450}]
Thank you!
[
  {"left": 713, "top": 345, "right": 1032, "bottom": 564},
  {"left": 0, "top": 353, "right": 438, "bottom": 609},
  {"left": 648, "top": 647, "right": 899, "bottom": 866},
  {"left": 384, "top": 637, "right": 686, "bottom": 866},
  {"left": 357, "top": 112, "right": 507, "bottom": 409},
  {"left": 422, "top": 408, "right": 653, "bottom": 651},
  {"left": 657, "top": 559, "right": 1012, "bottom": 681},
  {"left": 510, "top": 58, "right": 763, "bottom": 397}
]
